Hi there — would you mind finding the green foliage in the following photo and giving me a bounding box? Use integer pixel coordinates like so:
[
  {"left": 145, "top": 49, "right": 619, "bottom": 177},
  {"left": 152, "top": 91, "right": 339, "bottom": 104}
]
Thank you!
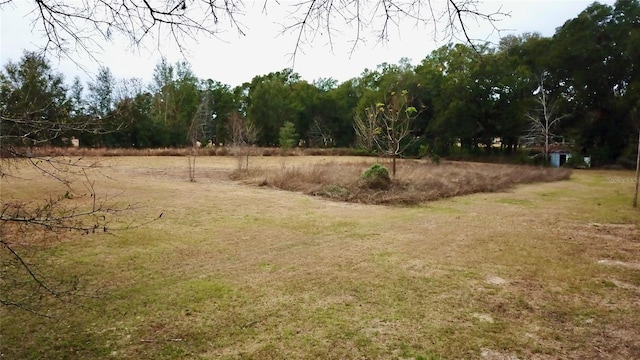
[
  {"left": 105, "top": 93, "right": 158, "bottom": 148},
  {"left": 279, "top": 121, "right": 299, "bottom": 150},
  {"left": 362, "top": 163, "right": 389, "bottom": 179},
  {"left": 418, "top": 144, "right": 440, "bottom": 164},
  {"left": 325, "top": 80, "right": 359, "bottom": 147},
  {"left": 245, "top": 69, "right": 302, "bottom": 146},
  {"left": 360, "top": 163, "right": 391, "bottom": 190},
  {"left": 201, "top": 79, "right": 237, "bottom": 145},
  {"left": 549, "top": 0, "right": 639, "bottom": 163},
  {"left": 87, "top": 66, "right": 115, "bottom": 118},
  {"left": 564, "top": 153, "right": 588, "bottom": 168},
  {"left": 145, "top": 58, "right": 202, "bottom": 147},
  {"left": 2, "top": 0, "right": 639, "bottom": 160},
  {"left": 0, "top": 51, "right": 70, "bottom": 146}
]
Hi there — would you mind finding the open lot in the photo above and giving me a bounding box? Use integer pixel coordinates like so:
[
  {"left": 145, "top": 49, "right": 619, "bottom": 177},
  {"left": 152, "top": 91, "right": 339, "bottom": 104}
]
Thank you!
[{"left": 1, "top": 156, "right": 639, "bottom": 359}]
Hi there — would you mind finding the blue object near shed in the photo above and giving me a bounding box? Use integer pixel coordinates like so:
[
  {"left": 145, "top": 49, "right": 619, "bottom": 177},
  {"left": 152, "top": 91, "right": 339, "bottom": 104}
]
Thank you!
[{"left": 550, "top": 151, "right": 571, "bottom": 168}]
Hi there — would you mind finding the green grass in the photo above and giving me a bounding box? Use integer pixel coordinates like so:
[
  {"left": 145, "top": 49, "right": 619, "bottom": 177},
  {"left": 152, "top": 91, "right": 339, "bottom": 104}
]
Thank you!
[
  {"left": 1, "top": 156, "right": 639, "bottom": 359},
  {"left": 495, "top": 198, "right": 533, "bottom": 206}
]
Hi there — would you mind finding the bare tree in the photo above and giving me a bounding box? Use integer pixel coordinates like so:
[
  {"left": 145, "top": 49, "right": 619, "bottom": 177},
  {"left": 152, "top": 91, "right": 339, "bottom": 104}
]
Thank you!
[
  {"left": 0, "top": 0, "right": 507, "bottom": 64},
  {"left": 308, "top": 117, "right": 334, "bottom": 148},
  {"left": 356, "top": 90, "right": 420, "bottom": 176},
  {"left": 187, "top": 93, "right": 210, "bottom": 181},
  {"left": 523, "top": 74, "right": 570, "bottom": 163},
  {"left": 228, "top": 112, "right": 258, "bottom": 171}
]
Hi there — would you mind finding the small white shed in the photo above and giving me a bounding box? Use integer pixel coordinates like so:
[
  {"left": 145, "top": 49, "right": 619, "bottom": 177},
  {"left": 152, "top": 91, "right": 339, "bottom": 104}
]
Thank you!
[{"left": 550, "top": 151, "right": 571, "bottom": 168}]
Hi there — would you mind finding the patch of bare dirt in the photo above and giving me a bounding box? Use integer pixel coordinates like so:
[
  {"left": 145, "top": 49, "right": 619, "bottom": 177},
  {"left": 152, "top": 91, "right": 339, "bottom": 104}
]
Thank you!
[
  {"left": 486, "top": 276, "right": 508, "bottom": 286},
  {"left": 609, "top": 279, "right": 640, "bottom": 291},
  {"left": 597, "top": 259, "right": 640, "bottom": 270},
  {"left": 480, "top": 348, "right": 520, "bottom": 360},
  {"left": 585, "top": 223, "right": 639, "bottom": 242}
]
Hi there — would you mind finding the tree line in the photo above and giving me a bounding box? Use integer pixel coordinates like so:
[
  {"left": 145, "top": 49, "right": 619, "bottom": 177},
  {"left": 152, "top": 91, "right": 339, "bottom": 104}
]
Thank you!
[{"left": 1, "top": 0, "right": 638, "bottom": 166}]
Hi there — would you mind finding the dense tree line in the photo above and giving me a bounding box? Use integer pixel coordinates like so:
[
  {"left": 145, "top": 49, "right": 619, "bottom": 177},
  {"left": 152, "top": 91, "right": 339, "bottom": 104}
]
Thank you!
[{"left": 1, "top": 0, "right": 638, "bottom": 166}]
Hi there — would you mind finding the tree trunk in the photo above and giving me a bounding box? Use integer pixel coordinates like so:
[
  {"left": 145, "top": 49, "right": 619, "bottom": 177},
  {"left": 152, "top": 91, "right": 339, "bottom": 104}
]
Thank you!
[
  {"left": 633, "top": 130, "right": 639, "bottom": 208},
  {"left": 392, "top": 155, "right": 397, "bottom": 177},
  {"left": 545, "top": 132, "right": 550, "bottom": 164}
]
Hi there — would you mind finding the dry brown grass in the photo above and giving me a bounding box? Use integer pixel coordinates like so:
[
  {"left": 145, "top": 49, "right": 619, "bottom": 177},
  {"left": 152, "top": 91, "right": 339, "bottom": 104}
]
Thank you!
[
  {"left": 1, "top": 156, "right": 637, "bottom": 360},
  {"left": 6, "top": 146, "right": 368, "bottom": 158},
  {"left": 231, "top": 158, "right": 572, "bottom": 204}
]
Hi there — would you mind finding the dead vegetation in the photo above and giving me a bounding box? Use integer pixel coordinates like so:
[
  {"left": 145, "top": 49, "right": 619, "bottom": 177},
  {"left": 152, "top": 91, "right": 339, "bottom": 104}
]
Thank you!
[
  {"left": 231, "top": 159, "right": 573, "bottom": 204},
  {"left": 4, "top": 146, "right": 364, "bottom": 158}
]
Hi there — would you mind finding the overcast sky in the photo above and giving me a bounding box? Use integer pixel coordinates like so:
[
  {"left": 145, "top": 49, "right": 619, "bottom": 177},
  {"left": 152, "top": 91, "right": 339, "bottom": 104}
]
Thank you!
[{"left": 0, "top": 0, "right": 614, "bottom": 87}]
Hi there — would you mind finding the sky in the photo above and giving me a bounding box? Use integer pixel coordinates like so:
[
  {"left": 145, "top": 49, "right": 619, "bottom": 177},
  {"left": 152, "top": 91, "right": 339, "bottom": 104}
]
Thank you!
[{"left": 0, "top": 0, "right": 615, "bottom": 88}]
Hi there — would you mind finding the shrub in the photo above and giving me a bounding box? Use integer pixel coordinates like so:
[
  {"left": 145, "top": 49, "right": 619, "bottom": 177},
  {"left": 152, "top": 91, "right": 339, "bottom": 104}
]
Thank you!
[
  {"left": 360, "top": 163, "right": 391, "bottom": 190},
  {"left": 215, "top": 147, "right": 230, "bottom": 156},
  {"left": 304, "top": 148, "right": 326, "bottom": 156},
  {"left": 615, "top": 155, "right": 636, "bottom": 170},
  {"left": 564, "top": 153, "right": 588, "bottom": 168},
  {"left": 262, "top": 148, "right": 278, "bottom": 156},
  {"left": 201, "top": 147, "right": 217, "bottom": 156},
  {"left": 350, "top": 148, "right": 377, "bottom": 157},
  {"left": 279, "top": 121, "right": 299, "bottom": 151}
]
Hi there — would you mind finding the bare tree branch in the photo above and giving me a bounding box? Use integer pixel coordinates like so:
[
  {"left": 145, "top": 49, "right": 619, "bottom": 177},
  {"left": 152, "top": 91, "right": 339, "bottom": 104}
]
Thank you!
[
  {"left": 276, "top": 0, "right": 508, "bottom": 62},
  {"left": 1, "top": 107, "right": 158, "bottom": 317},
  {"left": 1, "top": 0, "right": 248, "bottom": 62},
  {"left": 0, "top": 173, "right": 160, "bottom": 317},
  {"left": 1, "top": 1, "right": 507, "bottom": 67}
]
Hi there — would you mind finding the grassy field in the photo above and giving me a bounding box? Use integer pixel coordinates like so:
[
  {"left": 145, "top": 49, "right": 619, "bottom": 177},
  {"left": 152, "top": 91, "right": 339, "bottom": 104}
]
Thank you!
[{"left": 1, "top": 156, "right": 639, "bottom": 359}]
